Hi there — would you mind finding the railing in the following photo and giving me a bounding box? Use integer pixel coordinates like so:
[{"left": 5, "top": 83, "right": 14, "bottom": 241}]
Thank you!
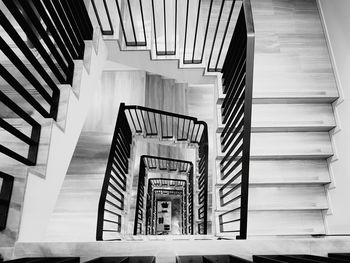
[
  {"left": 91, "top": 0, "right": 147, "bottom": 46},
  {"left": 134, "top": 155, "right": 193, "bottom": 235},
  {"left": 218, "top": 0, "right": 254, "bottom": 239},
  {"left": 147, "top": 178, "right": 186, "bottom": 235},
  {"left": 183, "top": 0, "right": 238, "bottom": 72},
  {"left": 0, "top": 172, "right": 14, "bottom": 230},
  {"left": 134, "top": 158, "right": 146, "bottom": 235},
  {"left": 124, "top": 105, "right": 206, "bottom": 144},
  {"left": 197, "top": 121, "right": 208, "bottom": 234},
  {"left": 96, "top": 104, "right": 132, "bottom": 241},
  {"left": 188, "top": 165, "right": 194, "bottom": 235},
  {"left": 124, "top": 105, "right": 209, "bottom": 234},
  {"left": 90, "top": 0, "right": 239, "bottom": 70},
  {"left": 97, "top": 103, "right": 208, "bottom": 238},
  {"left": 0, "top": 0, "right": 92, "bottom": 165}
]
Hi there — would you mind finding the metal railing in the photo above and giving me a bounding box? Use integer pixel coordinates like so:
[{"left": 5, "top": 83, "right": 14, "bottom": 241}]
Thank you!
[
  {"left": 0, "top": 172, "right": 14, "bottom": 230},
  {"left": 218, "top": 0, "right": 254, "bottom": 239},
  {"left": 197, "top": 121, "right": 208, "bottom": 234},
  {"left": 96, "top": 103, "right": 132, "bottom": 241},
  {"left": 134, "top": 156, "right": 193, "bottom": 235},
  {"left": 90, "top": 0, "right": 238, "bottom": 71},
  {"left": 0, "top": 0, "right": 92, "bottom": 165},
  {"left": 124, "top": 105, "right": 207, "bottom": 143},
  {"left": 124, "top": 105, "right": 209, "bottom": 234},
  {"left": 97, "top": 103, "right": 209, "bottom": 239}
]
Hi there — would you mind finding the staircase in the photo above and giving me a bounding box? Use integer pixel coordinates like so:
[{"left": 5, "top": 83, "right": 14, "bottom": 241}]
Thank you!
[
  {"left": 0, "top": 0, "right": 107, "bottom": 249},
  {"left": 215, "top": 0, "right": 338, "bottom": 237},
  {"left": 0, "top": 0, "right": 346, "bottom": 262}
]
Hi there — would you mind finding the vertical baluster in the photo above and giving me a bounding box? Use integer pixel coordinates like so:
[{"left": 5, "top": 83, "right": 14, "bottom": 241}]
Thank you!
[
  {"left": 207, "top": 0, "right": 225, "bottom": 72},
  {"left": 192, "top": 0, "right": 201, "bottom": 63},
  {"left": 215, "top": 0, "right": 236, "bottom": 71},
  {"left": 183, "top": 0, "right": 190, "bottom": 63}
]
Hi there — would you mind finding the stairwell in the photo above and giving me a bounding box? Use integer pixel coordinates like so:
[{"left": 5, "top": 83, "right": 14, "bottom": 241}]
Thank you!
[
  {"left": 44, "top": 71, "right": 211, "bottom": 240},
  {"left": 0, "top": 0, "right": 348, "bottom": 261}
]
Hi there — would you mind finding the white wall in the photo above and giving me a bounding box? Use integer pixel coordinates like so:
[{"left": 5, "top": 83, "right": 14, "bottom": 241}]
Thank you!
[{"left": 318, "top": 0, "right": 350, "bottom": 234}]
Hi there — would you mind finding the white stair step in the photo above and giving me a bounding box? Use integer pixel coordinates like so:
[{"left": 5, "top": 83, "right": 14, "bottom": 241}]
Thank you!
[
  {"left": 216, "top": 185, "right": 328, "bottom": 211},
  {"left": 215, "top": 210, "right": 326, "bottom": 237},
  {"left": 216, "top": 132, "right": 333, "bottom": 159},
  {"left": 217, "top": 104, "right": 335, "bottom": 132},
  {"left": 218, "top": 76, "right": 338, "bottom": 104},
  {"left": 216, "top": 159, "right": 330, "bottom": 185}
]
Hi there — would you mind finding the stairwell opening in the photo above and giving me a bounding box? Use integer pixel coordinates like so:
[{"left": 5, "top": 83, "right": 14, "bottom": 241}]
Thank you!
[{"left": 96, "top": 103, "right": 209, "bottom": 240}]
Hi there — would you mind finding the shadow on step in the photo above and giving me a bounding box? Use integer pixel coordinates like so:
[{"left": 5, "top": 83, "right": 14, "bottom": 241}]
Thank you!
[
  {"left": 85, "top": 257, "right": 155, "bottom": 263},
  {"left": 177, "top": 255, "right": 252, "bottom": 263}
]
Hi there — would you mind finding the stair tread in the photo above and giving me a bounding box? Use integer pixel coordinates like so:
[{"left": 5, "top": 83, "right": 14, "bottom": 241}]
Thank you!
[
  {"left": 216, "top": 132, "right": 333, "bottom": 158},
  {"left": 216, "top": 159, "right": 330, "bottom": 184},
  {"left": 215, "top": 210, "right": 326, "bottom": 236},
  {"left": 217, "top": 104, "right": 335, "bottom": 132},
  {"left": 215, "top": 185, "right": 328, "bottom": 211}
]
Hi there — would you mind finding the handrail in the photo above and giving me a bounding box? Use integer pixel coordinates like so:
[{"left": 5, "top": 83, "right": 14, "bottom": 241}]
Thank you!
[
  {"left": 218, "top": 0, "right": 254, "bottom": 239},
  {"left": 96, "top": 103, "right": 132, "bottom": 241},
  {"left": 134, "top": 156, "right": 193, "bottom": 235},
  {"left": 124, "top": 105, "right": 205, "bottom": 143},
  {"left": 142, "top": 155, "right": 192, "bottom": 173},
  {"left": 97, "top": 103, "right": 208, "bottom": 239},
  {"left": 0, "top": 0, "right": 92, "bottom": 165},
  {"left": 90, "top": 0, "right": 238, "bottom": 70}
]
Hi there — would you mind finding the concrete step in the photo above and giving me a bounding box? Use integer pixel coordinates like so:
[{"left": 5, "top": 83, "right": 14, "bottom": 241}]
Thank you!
[
  {"left": 217, "top": 104, "right": 336, "bottom": 132},
  {"left": 216, "top": 184, "right": 328, "bottom": 211},
  {"left": 216, "top": 159, "right": 330, "bottom": 185},
  {"left": 215, "top": 210, "right": 326, "bottom": 237},
  {"left": 217, "top": 132, "right": 333, "bottom": 159}
]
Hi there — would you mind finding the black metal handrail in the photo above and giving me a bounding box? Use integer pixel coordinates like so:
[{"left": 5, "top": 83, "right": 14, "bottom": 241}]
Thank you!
[
  {"left": 96, "top": 103, "right": 132, "bottom": 241},
  {"left": 124, "top": 105, "right": 205, "bottom": 144},
  {"left": 0, "top": 0, "right": 92, "bottom": 166},
  {"left": 124, "top": 105, "right": 208, "bottom": 234},
  {"left": 97, "top": 103, "right": 208, "bottom": 239},
  {"left": 90, "top": 0, "right": 238, "bottom": 71},
  {"left": 218, "top": 0, "right": 254, "bottom": 239},
  {"left": 143, "top": 155, "right": 192, "bottom": 173},
  {"left": 134, "top": 156, "right": 193, "bottom": 235},
  {"left": 91, "top": 0, "right": 147, "bottom": 46}
]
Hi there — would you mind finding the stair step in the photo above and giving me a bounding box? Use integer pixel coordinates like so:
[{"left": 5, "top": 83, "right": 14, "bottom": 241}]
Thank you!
[
  {"left": 216, "top": 159, "right": 330, "bottom": 185},
  {"left": 217, "top": 104, "right": 336, "bottom": 132},
  {"left": 216, "top": 132, "right": 333, "bottom": 159},
  {"left": 215, "top": 185, "right": 328, "bottom": 211},
  {"left": 218, "top": 75, "right": 339, "bottom": 104},
  {"left": 66, "top": 132, "right": 113, "bottom": 174},
  {"left": 215, "top": 210, "right": 326, "bottom": 237}
]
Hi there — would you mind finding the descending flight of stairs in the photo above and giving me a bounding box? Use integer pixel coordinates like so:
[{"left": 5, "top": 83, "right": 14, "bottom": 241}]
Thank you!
[
  {"left": 0, "top": 12, "right": 107, "bottom": 249},
  {"left": 214, "top": 0, "right": 338, "bottom": 237}
]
